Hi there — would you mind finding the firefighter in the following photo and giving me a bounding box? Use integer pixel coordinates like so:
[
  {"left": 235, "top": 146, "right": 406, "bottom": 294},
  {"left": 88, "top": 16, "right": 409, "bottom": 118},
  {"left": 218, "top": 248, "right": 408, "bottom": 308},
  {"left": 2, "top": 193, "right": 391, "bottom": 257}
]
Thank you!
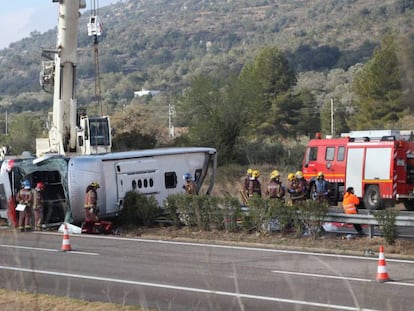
[
  {"left": 84, "top": 181, "right": 100, "bottom": 223},
  {"left": 243, "top": 168, "right": 253, "bottom": 195},
  {"left": 313, "top": 171, "right": 329, "bottom": 202},
  {"left": 33, "top": 182, "right": 45, "bottom": 231},
  {"left": 266, "top": 170, "right": 285, "bottom": 200},
  {"left": 16, "top": 180, "right": 34, "bottom": 232},
  {"left": 183, "top": 173, "right": 196, "bottom": 195},
  {"left": 342, "top": 187, "right": 365, "bottom": 236},
  {"left": 288, "top": 171, "right": 307, "bottom": 203},
  {"left": 248, "top": 169, "right": 262, "bottom": 197}
]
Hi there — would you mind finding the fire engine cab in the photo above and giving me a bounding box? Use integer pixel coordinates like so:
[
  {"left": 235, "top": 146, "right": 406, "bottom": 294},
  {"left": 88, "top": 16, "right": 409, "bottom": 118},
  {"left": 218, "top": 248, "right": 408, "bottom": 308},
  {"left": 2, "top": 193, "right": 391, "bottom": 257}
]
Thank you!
[{"left": 302, "top": 130, "right": 414, "bottom": 210}]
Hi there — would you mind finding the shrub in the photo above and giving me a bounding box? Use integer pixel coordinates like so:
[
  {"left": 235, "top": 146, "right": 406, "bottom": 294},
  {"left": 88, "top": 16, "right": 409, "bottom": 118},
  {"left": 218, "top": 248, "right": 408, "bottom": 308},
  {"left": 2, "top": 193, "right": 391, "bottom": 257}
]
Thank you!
[
  {"left": 296, "top": 200, "right": 329, "bottom": 239},
  {"left": 120, "top": 191, "right": 160, "bottom": 226},
  {"left": 374, "top": 208, "right": 398, "bottom": 245}
]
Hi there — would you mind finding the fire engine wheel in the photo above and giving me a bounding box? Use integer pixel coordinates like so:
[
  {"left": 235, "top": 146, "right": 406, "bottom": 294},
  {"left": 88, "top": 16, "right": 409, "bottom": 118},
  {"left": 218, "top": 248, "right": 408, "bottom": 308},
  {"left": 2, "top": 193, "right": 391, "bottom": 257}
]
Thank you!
[
  {"left": 363, "top": 185, "right": 382, "bottom": 210},
  {"left": 403, "top": 201, "right": 414, "bottom": 211}
]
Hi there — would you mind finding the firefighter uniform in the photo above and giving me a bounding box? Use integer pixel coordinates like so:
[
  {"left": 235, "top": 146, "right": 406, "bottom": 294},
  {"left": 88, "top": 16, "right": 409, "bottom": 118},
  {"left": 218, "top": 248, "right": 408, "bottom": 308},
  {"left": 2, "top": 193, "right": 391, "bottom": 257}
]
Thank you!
[
  {"left": 84, "top": 182, "right": 100, "bottom": 222},
  {"left": 183, "top": 173, "right": 196, "bottom": 195},
  {"left": 314, "top": 172, "right": 329, "bottom": 202},
  {"left": 266, "top": 170, "right": 285, "bottom": 200},
  {"left": 16, "top": 180, "right": 33, "bottom": 232},
  {"left": 248, "top": 169, "right": 262, "bottom": 197},
  {"left": 289, "top": 171, "right": 307, "bottom": 203},
  {"left": 33, "top": 182, "right": 45, "bottom": 231}
]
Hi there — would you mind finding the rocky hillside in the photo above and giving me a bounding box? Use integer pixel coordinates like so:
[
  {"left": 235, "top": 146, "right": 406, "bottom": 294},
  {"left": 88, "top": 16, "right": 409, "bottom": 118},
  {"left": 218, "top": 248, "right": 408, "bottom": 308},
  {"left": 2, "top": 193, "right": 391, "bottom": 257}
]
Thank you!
[{"left": 0, "top": 0, "right": 413, "bottom": 113}]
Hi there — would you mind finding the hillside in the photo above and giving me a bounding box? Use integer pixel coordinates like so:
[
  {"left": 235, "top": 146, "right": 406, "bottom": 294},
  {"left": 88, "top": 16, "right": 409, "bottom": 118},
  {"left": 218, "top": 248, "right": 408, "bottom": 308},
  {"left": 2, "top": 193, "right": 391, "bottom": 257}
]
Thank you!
[{"left": 0, "top": 0, "right": 413, "bottom": 116}]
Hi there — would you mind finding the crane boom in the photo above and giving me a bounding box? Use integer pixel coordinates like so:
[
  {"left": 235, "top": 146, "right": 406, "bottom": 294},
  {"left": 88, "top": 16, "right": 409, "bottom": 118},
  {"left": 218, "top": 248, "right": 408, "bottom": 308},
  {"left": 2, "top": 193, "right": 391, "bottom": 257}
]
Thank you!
[{"left": 38, "top": 0, "right": 111, "bottom": 157}]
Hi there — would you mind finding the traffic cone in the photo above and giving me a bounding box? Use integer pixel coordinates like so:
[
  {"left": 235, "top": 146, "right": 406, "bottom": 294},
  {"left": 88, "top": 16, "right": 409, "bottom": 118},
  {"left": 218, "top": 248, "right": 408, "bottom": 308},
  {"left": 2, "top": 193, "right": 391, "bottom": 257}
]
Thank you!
[
  {"left": 61, "top": 223, "right": 72, "bottom": 252},
  {"left": 376, "top": 245, "right": 390, "bottom": 282}
]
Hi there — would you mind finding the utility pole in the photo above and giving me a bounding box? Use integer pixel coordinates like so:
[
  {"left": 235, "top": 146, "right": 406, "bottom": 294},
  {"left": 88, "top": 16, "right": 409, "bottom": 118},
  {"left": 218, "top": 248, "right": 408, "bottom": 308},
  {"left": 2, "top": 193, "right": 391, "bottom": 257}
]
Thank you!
[
  {"left": 168, "top": 101, "right": 175, "bottom": 138},
  {"left": 330, "top": 98, "right": 334, "bottom": 137}
]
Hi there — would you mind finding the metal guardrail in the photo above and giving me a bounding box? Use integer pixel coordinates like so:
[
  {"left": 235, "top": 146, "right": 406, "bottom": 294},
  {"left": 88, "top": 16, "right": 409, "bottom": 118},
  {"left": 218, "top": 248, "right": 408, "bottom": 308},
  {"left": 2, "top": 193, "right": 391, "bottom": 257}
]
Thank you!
[
  {"left": 323, "top": 212, "right": 414, "bottom": 226},
  {"left": 323, "top": 212, "right": 414, "bottom": 238}
]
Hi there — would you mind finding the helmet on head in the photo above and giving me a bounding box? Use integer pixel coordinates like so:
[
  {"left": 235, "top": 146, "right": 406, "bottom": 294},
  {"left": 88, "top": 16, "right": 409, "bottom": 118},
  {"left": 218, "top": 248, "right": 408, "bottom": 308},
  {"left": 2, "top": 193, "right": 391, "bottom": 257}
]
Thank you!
[
  {"left": 252, "top": 169, "right": 260, "bottom": 178},
  {"left": 22, "top": 180, "right": 31, "bottom": 189},
  {"left": 295, "top": 171, "right": 303, "bottom": 179},
  {"left": 247, "top": 168, "right": 253, "bottom": 176},
  {"left": 287, "top": 173, "right": 295, "bottom": 181},
  {"left": 317, "top": 171, "right": 324, "bottom": 178},
  {"left": 36, "top": 182, "right": 45, "bottom": 190},
  {"left": 183, "top": 173, "right": 193, "bottom": 181},
  {"left": 91, "top": 181, "right": 100, "bottom": 188},
  {"left": 270, "top": 170, "right": 280, "bottom": 179}
]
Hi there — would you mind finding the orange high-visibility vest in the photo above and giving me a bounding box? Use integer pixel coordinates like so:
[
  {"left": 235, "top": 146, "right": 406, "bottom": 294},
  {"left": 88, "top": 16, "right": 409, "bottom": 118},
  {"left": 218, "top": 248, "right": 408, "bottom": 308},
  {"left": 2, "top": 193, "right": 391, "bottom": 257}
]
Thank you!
[{"left": 342, "top": 192, "right": 359, "bottom": 214}]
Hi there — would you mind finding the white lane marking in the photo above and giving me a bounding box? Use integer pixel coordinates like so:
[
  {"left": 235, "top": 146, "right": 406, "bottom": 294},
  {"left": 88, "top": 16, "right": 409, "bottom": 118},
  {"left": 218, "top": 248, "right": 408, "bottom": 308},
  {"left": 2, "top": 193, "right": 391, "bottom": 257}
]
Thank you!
[
  {"left": 40, "top": 232, "right": 414, "bottom": 264},
  {"left": 0, "top": 265, "right": 379, "bottom": 311},
  {"left": 272, "top": 270, "right": 414, "bottom": 287},
  {"left": 0, "top": 244, "right": 99, "bottom": 256},
  {"left": 273, "top": 270, "right": 372, "bottom": 282}
]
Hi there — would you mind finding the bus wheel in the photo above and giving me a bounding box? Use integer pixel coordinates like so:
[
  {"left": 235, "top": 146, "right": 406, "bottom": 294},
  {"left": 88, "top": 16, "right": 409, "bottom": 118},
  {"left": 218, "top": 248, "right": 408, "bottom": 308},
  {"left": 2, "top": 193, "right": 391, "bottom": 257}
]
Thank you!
[{"left": 363, "top": 185, "right": 382, "bottom": 210}]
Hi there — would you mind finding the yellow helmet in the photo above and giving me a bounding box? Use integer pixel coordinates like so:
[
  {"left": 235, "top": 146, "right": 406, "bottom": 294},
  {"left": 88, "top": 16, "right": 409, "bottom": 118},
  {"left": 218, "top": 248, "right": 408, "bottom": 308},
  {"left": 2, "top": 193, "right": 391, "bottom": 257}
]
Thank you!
[
  {"left": 247, "top": 168, "right": 253, "bottom": 175},
  {"left": 295, "top": 171, "right": 303, "bottom": 178},
  {"left": 252, "top": 169, "right": 260, "bottom": 178},
  {"left": 270, "top": 170, "right": 280, "bottom": 179},
  {"left": 317, "top": 171, "right": 324, "bottom": 178},
  {"left": 91, "top": 181, "right": 100, "bottom": 188},
  {"left": 287, "top": 173, "right": 295, "bottom": 181}
]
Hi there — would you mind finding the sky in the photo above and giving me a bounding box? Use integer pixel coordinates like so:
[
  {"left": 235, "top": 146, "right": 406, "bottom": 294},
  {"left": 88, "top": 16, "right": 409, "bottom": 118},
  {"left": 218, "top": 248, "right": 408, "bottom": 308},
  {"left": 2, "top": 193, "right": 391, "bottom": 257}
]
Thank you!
[{"left": 0, "top": 0, "right": 120, "bottom": 49}]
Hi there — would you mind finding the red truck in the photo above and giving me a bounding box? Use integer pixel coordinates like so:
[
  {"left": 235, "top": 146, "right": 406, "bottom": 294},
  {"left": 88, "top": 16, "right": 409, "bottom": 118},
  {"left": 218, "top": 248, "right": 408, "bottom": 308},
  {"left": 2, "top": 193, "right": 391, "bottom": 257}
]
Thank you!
[{"left": 302, "top": 130, "right": 414, "bottom": 210}]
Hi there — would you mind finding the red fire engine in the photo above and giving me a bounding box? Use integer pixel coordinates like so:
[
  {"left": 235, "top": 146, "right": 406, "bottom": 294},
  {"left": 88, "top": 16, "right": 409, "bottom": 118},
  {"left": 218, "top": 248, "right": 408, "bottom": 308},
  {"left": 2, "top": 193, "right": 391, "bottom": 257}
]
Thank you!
[{"left": 302, "top": 130, "right": 414, "bottom": 210}]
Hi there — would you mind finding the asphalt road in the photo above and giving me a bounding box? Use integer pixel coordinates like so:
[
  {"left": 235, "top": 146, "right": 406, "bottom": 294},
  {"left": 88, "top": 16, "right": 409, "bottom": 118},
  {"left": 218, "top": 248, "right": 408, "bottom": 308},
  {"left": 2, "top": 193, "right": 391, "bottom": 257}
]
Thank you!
[{"left": 1, "top": 229, "right": 414, "bottom": 310}]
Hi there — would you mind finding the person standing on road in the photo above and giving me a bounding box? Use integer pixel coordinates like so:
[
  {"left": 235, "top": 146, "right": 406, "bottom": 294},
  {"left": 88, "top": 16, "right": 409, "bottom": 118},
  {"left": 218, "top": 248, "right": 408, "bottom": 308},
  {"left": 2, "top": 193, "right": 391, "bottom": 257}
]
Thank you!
[
  {"left": 16, "top": 180, "right": 34, "bottom": 232},
  {"left": 33, "top": 182, "right": 45, "bottom": 231},
  {"left": 84, "top": 181, "right": 100, "bottom": 222},
  {"left": 342, "top": 187, "right": 365, "bottom": 237}
]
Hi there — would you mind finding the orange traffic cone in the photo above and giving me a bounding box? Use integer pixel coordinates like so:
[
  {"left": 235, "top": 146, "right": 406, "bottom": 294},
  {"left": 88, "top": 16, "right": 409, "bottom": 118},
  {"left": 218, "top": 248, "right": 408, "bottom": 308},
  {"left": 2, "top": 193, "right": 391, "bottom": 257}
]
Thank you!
[
  {"left": 61, "top": 223, "right": 72, "bottom": 252},
  {"left": 376, "top": 245, "right": 390, "bottom": 282}
]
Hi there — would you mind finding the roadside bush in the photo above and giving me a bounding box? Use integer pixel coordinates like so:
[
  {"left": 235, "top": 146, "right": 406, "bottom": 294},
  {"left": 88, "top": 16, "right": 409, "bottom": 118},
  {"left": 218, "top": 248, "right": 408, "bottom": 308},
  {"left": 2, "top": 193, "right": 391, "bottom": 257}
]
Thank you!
[
  {"left": 164, "top": 193, "right": 182, "bottom": 227},
  {"left": 242, "top": 195, "right": 268, "bottom": 233},
  {"left": 374, "top": 208, "right": 398, "bottom": 245},
  {"left": 221, "top": 196, "right": 242, "bottom": 232},
  {"left": 267, "top": 199, "right": 293, "bottom": 235},
  {"left": 120, "top": 191, "right": 160, "bottom": 226},
  {"left": 296, "top": 200, "right": 329, "bottom": 240},
  {"left": 169, "top": 194, "right": 223, "bottom": 230}
]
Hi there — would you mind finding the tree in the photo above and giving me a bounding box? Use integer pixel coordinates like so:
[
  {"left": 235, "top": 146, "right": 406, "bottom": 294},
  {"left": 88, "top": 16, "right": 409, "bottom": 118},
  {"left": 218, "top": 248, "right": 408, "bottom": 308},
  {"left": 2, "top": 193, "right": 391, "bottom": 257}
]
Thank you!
[
  {"left": 238, "top": 46, "right": 296, "bottom": 136},
  {"left": 4, "top": 113, "right": 44, "bottom": 154},
  {"left": 272, "top": 89, "right": 320, "bottom": 138},
  {"left": 350, "top": 34, "right": 406, "bottom": 129},
  {"left": 176, "top": 74, "right": 247, "bottom": 164}
]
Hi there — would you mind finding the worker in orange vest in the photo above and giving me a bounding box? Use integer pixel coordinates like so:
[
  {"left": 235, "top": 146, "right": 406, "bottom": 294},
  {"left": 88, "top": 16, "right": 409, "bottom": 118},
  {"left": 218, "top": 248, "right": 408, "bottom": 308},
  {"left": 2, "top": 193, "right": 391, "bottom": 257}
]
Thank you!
[{"left": 342, "top": 187, "right": 365, "bottom": 236}]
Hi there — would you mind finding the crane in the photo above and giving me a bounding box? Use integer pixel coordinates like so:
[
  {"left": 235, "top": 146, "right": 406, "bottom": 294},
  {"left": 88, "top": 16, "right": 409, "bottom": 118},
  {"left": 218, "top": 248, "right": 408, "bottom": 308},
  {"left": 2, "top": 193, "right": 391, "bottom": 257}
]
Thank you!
[{"left": 38, "top": 0, "right": 111, "bottom": 157}]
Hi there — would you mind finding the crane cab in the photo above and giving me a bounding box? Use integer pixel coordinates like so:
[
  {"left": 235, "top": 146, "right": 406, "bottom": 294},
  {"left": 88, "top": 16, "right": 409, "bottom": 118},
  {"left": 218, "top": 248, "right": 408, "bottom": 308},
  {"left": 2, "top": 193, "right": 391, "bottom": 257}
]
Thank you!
[{"left": 87, "top": 15, "right": 102, "bottom": 37}]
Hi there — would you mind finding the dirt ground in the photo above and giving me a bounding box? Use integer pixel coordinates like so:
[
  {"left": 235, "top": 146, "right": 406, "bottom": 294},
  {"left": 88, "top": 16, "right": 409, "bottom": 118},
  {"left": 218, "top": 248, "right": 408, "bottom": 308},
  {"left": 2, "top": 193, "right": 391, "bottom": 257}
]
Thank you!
[{"left": 130, "top": 225, "right": 414, "bottom": 259}]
